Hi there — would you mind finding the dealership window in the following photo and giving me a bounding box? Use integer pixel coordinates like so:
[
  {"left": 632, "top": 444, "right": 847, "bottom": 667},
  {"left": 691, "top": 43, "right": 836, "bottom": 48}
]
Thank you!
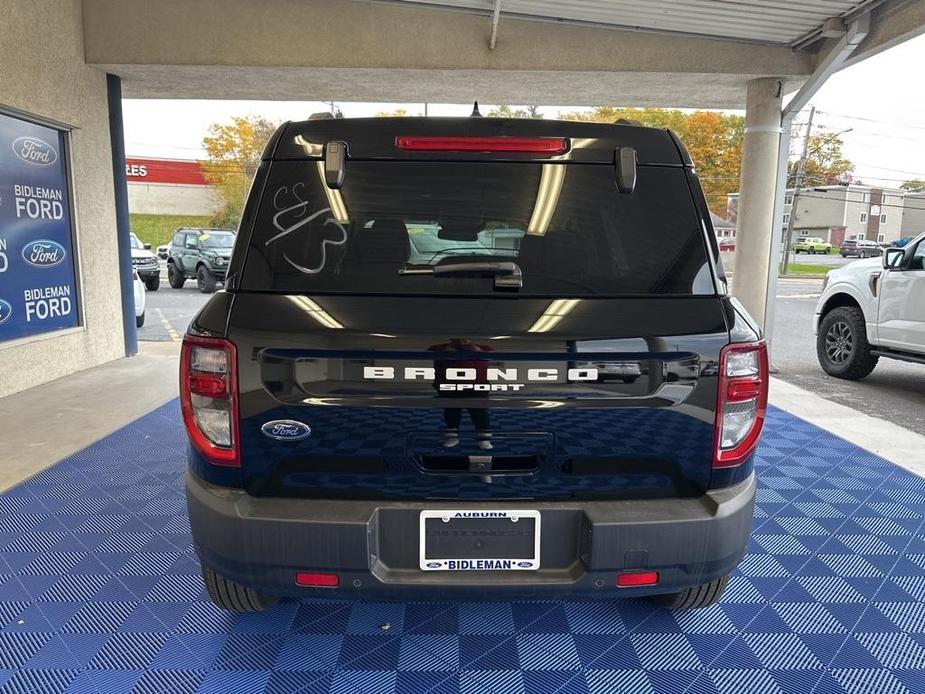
[
  {"left": 880, "top": 213, "right": 887, "bottom": 224},
  {"left": 0, "top": 110, "right": 81, "bottom": 345},
  {"left": 859, "top": 212, "right": 868, "bottom": 223}
]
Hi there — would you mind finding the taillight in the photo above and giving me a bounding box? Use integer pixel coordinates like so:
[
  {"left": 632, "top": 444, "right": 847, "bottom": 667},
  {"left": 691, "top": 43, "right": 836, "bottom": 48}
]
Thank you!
[
  {"left": 395, "top": 135, "right": 568, "bottom": 154},
  {"left": 714, "top": 341, "right": 768, "bottom": 469},
  {"left": 180, "top": 335, "right": 240, "bottom": 466}
]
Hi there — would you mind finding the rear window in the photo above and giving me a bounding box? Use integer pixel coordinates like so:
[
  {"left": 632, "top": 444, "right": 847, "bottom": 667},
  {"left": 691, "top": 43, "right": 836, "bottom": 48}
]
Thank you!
[{"left": 240, "top": 161, "right": 713, "bottom": 296}]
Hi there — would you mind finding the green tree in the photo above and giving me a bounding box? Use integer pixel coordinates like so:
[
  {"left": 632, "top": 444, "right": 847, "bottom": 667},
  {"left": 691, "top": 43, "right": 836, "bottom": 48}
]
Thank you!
[
  {"left": 376, "top": 108, "right": 415, "bottom": 117},
  {"left": 900, "top": 179, "right": 925, "bottom": 192},
  {"left": 556, "top": 107, "right": 743, "bottom": 212},
  {"left": 202, "top": 115, "right": 279, "bottom": 228},
  {"left": 486, "top": 105, "right": 543, "bottom": 119},
  {"left": 792, "top": 132, "right": 854, "bottom": 187}
]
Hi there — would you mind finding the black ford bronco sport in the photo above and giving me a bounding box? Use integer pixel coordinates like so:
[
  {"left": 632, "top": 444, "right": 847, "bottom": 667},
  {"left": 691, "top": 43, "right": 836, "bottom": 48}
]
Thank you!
[{"left": 182, "top": 117, "right": 766, "bottom": 613}]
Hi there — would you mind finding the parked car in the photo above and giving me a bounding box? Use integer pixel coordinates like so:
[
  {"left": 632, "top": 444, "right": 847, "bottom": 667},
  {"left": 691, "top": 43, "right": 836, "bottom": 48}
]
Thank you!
[
  {"left": 156, "top": 244, "right": 170, "bottom": 259},
  {"left": 167, "top": 228, "right": 235, "bottom": 293},
  {"left": 815, "top": 232, "right": 925, "bottom": 379},
  {"left": 718, "top": 238, "right": 736, "bottom": 252},
  {"left": 129, "top": 232, "right": 160, "bottom": 291},
  {"left": 839, "top": 239, "right": 882, "bottom": 258},
  {"left": 793, "top": 236, "right": 832, "bottom": 254},
  {"left": 132, "top": 269, "right": 145, "bottom": 327},
  {"left": 182, "top": 116, "right": 765, "bottom": 613}
]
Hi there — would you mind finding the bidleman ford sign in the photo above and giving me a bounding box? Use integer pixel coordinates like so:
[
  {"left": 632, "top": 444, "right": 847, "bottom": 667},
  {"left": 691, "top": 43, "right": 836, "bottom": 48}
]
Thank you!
[{"left": 0, "top": 112, "right": 80, "bottom": 343}]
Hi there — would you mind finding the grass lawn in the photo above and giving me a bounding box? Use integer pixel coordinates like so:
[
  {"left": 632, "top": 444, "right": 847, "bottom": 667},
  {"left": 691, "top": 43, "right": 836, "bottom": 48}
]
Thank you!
[
  {"left": 781, "top": 263, "right": 831, "bottom": 276},
  {"left": 130, "top": 213, "right": 214, "bottom": 247}
]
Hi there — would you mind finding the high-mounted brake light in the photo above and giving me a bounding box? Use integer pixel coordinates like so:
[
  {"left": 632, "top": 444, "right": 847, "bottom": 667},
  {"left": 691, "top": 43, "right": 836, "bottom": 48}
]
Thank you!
[
  {"left": 395, "top": 136, "right": 568, "bottom": 155},
  {"left": 180, "top": 335, "right": 240, "bottom": 467},
  {"left": 714, "top": 341, "right": 769, "bottom": 469}
]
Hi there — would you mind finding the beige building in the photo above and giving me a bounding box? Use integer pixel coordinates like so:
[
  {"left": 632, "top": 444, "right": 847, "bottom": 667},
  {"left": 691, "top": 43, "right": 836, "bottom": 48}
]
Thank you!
[
  {"left": 901, "top": 191, "right": 925, "bottom": 238},
  {"left": 728, "top": 184, "right": 908, "bottom": 246}
]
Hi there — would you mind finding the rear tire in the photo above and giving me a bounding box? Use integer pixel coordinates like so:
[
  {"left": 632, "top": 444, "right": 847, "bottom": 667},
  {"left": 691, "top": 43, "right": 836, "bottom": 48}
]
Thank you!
[
  {"left": 817, "top": 306, "right": 879, "bottom": 380},
  {"left": 144, "top": 277, "right": 159, "bottom": 291},
  {"left": 168, "top": 262, "right": 185, "bottom": 289},
  {"left": 200, "top": 564, "right": 278, "bottom": 612},
  {"left": 135, "top": 310, "right": 145, "bottom": 328},
  {"left": 197, "top": 265, "right": 217, "bottom": 293},
  {"left": 659, "top": 574, "right": 729, "bottom": 610}
]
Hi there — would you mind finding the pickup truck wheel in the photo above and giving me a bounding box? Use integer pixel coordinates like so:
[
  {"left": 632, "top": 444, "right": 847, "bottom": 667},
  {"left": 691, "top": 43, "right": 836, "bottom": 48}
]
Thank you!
[
  {"left": 135, "top": 310, "right": 145, "bottom": 328},
  {"left": 809, "top": 247, "right": 816, "bottom": 255},
  {"left": 817, "top": 306, "right": 879, "bottom": 380},
  {"left": 197, "top": 265, "right": 217, "bottom": 293},
  {"left": 201, "top": 564, "right": 278, "bottom": 612},
  {"left": 659, "top": 574, "right": 729, "bottom": 610},
  {"left": 144, "top": 277, "right": 159, "bottom": 292},
  {"left": 167, "top": 263, "right": 185, "bottom": 289}
]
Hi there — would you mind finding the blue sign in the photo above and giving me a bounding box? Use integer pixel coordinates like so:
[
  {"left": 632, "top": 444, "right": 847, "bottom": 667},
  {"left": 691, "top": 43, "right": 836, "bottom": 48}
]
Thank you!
[{"left": 0, "top": 112, "right": 80, "bottom": 343}]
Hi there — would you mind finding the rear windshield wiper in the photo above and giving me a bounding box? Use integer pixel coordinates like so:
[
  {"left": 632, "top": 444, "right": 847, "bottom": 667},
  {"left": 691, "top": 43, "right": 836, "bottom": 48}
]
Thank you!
[{"left": 400, "top": 261, "right": 523, "bottom": 289}]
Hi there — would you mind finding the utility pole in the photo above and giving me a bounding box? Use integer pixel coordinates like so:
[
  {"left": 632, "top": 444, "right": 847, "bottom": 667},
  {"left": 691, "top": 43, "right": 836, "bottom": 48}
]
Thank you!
[{"left": 780, "top": 106, "right": 815, "bottom": 276}]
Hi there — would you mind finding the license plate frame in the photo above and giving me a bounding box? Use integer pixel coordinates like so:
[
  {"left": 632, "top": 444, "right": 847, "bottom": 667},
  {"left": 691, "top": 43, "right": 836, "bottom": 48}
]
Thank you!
[{"left": 419, "top": 510, "right": 541, "bottom": 571}]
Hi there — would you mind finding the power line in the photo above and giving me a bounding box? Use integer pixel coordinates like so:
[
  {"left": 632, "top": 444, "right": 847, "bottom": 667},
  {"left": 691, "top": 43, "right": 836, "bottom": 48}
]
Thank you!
[{"left": 814, "top": 109, "right": 925, "bottom": 132}]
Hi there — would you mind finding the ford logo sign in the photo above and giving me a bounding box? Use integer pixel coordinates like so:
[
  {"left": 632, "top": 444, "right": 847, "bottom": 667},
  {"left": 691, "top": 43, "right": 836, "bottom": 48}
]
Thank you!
[
  {"left": 426, "top": 562, "right": 442, "bottom": 569},
  {"left": 12, "top": 136, "right": 58, "bottom": 167},
  {"left": 21, "top": 239, "right": 66, "bottom": 268},
  {"left": 0, "top": 299, "right": 11, "bottom": 326},
  {"left": 261, "top": 419, "right": 311, "bottom": 441},
  {"left": 517, "top": 561, "right": 534, "bottom": 569}
]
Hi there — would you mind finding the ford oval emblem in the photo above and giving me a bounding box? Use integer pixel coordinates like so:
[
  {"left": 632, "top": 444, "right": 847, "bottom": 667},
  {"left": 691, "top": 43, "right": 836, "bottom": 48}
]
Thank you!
[
  {"left": 261, "top": 419, "right": 311, "bottom": 441},
  {"left": 0, "top": 299, "right": 11, "bottom": 326},
  {"left": 12, "top": 136, "right": 58, "bottom": 166},
  {"left": 22, "top": 239, "right": 66, "bottom": 268},
  {"left": 426, "top": 562, "right": 442, "bottom": 569},
  {"left": 517, "top": 561, "right": 534, "bottom": 569}
]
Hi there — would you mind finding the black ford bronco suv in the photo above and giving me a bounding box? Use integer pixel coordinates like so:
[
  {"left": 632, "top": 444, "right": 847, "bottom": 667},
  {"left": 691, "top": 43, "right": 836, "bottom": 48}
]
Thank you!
[{"left": 182, "top": 116, "right": 766, "bottom": 613}]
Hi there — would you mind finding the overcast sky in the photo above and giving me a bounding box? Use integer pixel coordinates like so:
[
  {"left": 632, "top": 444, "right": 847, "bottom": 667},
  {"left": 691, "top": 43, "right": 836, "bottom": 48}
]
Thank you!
[{"left": 122, "top": 32, "right": 925, "bottom": 190}]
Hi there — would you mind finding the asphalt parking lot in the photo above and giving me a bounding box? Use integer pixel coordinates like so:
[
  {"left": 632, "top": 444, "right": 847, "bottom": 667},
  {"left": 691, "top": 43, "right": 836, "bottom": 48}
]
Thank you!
[{"left": 139, "top": 259, "right": 924, "bottom": 435}]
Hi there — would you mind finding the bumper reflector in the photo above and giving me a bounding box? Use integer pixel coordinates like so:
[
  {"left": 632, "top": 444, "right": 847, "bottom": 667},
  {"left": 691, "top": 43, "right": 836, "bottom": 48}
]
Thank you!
[
  {"left": 616, "top": 571, "right": 659, "bottom": 587},
  {"left": 295, "top": 572, "right": 339, "bottom": 588}
]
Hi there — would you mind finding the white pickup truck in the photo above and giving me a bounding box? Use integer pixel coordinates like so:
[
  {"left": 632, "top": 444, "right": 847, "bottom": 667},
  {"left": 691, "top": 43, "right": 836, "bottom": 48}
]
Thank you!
[{"left": 815, "top": 232, "right": 925, "bottom": 379}]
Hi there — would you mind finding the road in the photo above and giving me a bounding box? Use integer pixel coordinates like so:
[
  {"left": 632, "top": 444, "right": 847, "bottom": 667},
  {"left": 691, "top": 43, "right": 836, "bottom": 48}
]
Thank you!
[
  {"left": 721, "top": 250, "right": 854, "bottom": 270},
  {"left": 137, "top": 260, "right": 211, "bottom": 343},
  {"left": 139, "top": 265, "right": 924, "bottom": 433}
]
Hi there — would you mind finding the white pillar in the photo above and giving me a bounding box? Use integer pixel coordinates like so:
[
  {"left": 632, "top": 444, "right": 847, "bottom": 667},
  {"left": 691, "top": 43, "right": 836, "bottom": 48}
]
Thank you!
[{"left": 733, "top": 78, "right": 783, "bottom": 328}]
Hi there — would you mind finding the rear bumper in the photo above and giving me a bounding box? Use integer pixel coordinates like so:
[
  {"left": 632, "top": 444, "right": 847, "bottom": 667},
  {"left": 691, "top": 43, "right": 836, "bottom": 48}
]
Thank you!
[{"left": 186, "top": 471, "right": 755, "bottom": 600}]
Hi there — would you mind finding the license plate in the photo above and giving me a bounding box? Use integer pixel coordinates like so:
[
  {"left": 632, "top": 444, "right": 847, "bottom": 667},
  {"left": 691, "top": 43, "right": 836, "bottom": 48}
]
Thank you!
[{"left": 419, "top": 510, "right": 541, "bottom": 571}]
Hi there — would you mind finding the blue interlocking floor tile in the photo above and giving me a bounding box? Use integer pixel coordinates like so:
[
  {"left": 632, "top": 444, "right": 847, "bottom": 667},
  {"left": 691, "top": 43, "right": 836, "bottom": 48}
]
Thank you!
[{"left": 1, "top": 401, "right": 924, "bottom": 693}]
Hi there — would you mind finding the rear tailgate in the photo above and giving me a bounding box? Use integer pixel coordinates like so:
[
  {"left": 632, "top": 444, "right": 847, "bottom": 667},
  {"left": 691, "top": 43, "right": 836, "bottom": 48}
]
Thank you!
[{"left": 231, "top": 293, "right": 728, "bottom": 500}]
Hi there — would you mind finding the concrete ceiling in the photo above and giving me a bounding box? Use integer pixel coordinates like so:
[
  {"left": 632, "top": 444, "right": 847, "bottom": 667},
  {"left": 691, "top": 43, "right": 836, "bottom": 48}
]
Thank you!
[
  {"left": 389, "top": 0, "right": 875, "bottom": 46},
  {"left": 81, "top": 0, "right": 925, "bottom": 107}
]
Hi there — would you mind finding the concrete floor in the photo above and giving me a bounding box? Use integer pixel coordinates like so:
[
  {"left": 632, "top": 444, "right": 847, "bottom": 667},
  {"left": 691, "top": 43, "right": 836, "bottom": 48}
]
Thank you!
[{"left": 0, "top": 341, "right": 181, "bottom": 491}]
